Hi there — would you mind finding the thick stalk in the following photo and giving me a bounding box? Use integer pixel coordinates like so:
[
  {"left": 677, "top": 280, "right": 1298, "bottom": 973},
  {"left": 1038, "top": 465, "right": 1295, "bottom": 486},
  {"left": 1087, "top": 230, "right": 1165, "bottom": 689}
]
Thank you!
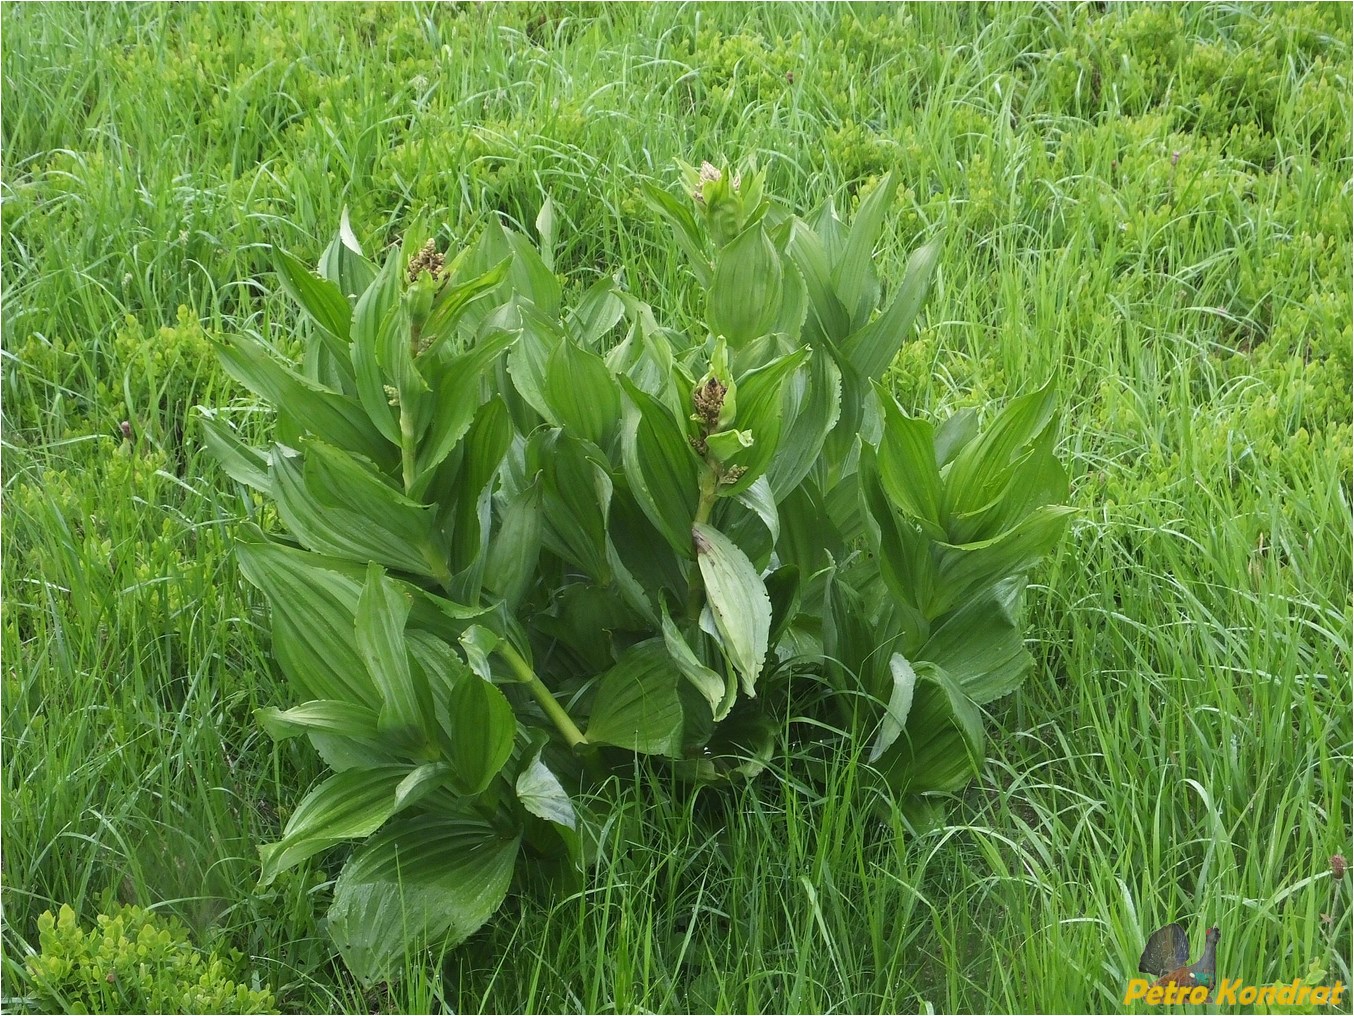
[
  {"left": 399, "top": 405, "right": 418, "bottom": 495},
  {"left": 496, "top": 641, "right": 589, "bottom": 749},
  {"left": 686, "top": 463, "right": 720, "bottom": 621}
]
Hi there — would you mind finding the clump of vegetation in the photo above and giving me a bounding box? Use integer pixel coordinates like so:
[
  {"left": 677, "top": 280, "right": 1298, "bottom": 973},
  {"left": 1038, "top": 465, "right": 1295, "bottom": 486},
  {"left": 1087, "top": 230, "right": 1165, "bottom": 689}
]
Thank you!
[
  {"left": 23, "top": 904, "right": 276, "bottom": 1015},
  {"left": 202, "top": 164, "right": 1070, "bottom": 982}
]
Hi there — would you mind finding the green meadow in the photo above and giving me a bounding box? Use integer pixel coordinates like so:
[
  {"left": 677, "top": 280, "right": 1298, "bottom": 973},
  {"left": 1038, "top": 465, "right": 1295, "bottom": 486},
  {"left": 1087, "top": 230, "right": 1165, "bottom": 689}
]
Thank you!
[{"left": 3, "top": 2, "right": 1350, "bottom": 1012}]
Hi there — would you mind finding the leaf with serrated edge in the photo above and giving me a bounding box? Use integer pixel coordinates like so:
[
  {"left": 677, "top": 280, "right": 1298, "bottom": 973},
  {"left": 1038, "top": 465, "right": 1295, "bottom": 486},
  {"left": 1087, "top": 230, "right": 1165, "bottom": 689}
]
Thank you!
[{"left": 692, "top": 522, "right": 771, "bottom": 697}]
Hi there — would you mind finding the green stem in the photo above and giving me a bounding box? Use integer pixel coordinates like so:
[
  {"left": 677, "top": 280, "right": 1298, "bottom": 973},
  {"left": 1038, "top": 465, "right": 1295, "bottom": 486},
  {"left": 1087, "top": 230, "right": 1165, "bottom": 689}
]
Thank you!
[
  {"left": 399, "top": 405, "right": 418, "bottom": 495},
  {"left": 686, "top": 463, "right": 720, "bottom": 621},
  {"left": 497, "top": 641, "right": 589, "bottom": 750}
]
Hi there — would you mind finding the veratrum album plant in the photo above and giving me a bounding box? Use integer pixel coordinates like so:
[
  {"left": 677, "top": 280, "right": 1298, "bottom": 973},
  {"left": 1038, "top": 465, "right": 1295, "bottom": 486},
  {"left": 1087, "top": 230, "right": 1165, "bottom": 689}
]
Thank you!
[{"left": 201, "top": 165, "right": 1073, "bottom": 983}]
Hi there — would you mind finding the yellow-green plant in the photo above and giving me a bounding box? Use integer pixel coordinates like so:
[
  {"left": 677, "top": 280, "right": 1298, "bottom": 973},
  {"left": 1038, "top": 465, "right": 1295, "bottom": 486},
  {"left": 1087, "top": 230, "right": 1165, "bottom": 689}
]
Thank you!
[
  {"left": 23, "top": 904, "right": 276, "bottom": 1015},
  {"left": 202, "top": 166, "right": 1071, "bottom": 983}
]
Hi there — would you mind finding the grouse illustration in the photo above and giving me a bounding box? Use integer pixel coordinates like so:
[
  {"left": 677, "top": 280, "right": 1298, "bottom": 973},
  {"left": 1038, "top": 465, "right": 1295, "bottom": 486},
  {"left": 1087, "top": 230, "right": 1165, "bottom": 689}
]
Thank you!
[{"left": 1138, "top": 923, "right": 1220, "bottom": 995}]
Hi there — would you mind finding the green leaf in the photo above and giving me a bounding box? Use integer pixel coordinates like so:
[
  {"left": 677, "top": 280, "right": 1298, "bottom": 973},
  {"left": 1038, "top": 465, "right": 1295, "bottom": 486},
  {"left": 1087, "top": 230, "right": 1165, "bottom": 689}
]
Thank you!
[
  {"left": 444, "top": 670, "right": 516, "bottom": 796},
  {"left": 413, "top": 328, "right": 515, "bottom": 486},
  {"left": 393, "top": 762, "right": 450, "bottom": 812},
  {"left": 446, "top": 397, "right": 513, "bottom": 590},
  {"left": 270, "top": 442, "right": 448, "bottom": 581},
  {"left": 536, "top": 198, "right": 556, "bottom": 272},
  {"left": 692, "top": 522, "right": 771, "bottom": 697},
  {"left": 943, "top": 383, "right": 1058, "bottom": 521},
  {"left": 256, "top": 700, "right": 380, "bottom": 742},
  {"left": 919, "top": 577, "right": 1032, "bottom": 704},
  {"left": 504, "top": 227, "right": 562, "bottom": 318},
  {"left": 515, "top": 752, "right": 577, "bottom": 830},
  {"left": 214, "top": 332, "right": 391, "bottom": 465},
  {"left": 273, "top": 246, "right": 353, "bottom": 358},
  {"left": 530, "top": 429, "right": 613, "bottom": 583},
  {"left": 417, "top": 257, "right": 512, "bottom": 358},
  {"left": 833, "top": 172, "right": 898, "bottom": 329},
  {"left": 715, "top": 346, "right": 810, "bottom": 497},
  {"left": 545, "top": 337, "right": 620, "bottom": 447},
  {"left": 766, "top": 346, "right": 842, "bottom": 499},
  {"left": 356, "top": 564, "right": 432, "bottom": 745},
  {"left": 327, "top": 811, "right": 520, "bottom": 985},
  {"left": 618, "top": 377, "right": 700, "bottom": 558},
  {"left": 258, "top": 766, "right": 409, "bottom": 885},
  {"left": 871, "top": 663, "right": 983, "bottom": 796},
  {"left": 197, "top": 408, "right": 272, "bottom": 494},
  {"left": 859, "top": 445, "right": 937, "bottom": 623},
  {"left": 868, "top": 654, "right": 917, "bottom": 763},
  {"left": 319, "top": 208, "right": 377, "bottom": 299},
  {"left": 567, "top": 278, "right": 627, "bottom": 348},
  {"left": 874, "top": 385, "right": 945, "bottom": 537},
  {"left": 840, "top": 238, "right": 940, "bottom": 381},
  {"left": 484, "top": 475, "right": 543, "bottom": 609},
  {"left": 931, "top": 504, "right": 1075, "bottom": 617},
  {"left": 585, "top": 640, "right": 686, "bottom": 757},
  {"left": 639, "top": 181, "right": 712, "bottom": 287},
  {"left": 706, "top": 223, "right": 783, "bottom": 347},
  {"left": 236, "top": 541, "right": 380, "bottom": 709},
  {"left": 660, "top": 601, "right": 736, "bottom": 722},
  {"left": 785, "top": 218, "right": 850, "bottom": 344},
  {"left": 504, "top": 300, "right": 563, "bottom": 424}
]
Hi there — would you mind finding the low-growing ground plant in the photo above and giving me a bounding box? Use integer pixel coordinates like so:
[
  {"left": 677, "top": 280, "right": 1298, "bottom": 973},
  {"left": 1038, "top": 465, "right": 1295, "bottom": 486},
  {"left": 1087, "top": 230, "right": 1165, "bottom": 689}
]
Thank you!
[
  {"left": 23, "top": 903, "right": 277, "bottom": 1015},
  {"left": 201, "top": 165, "right": 1071, "bottom": 983}
]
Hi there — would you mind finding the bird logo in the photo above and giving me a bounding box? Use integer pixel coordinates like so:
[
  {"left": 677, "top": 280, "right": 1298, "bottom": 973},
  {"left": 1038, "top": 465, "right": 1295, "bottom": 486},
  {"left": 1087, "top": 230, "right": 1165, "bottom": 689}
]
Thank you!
[{"left": 1138, "top": 923, "right": 1221, "bottom": 998}]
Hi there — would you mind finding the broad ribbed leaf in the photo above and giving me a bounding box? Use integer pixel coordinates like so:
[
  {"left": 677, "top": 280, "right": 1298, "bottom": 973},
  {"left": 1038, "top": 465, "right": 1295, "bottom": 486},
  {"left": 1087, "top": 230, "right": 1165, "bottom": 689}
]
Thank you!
[
  {"left": 766, "top": 347, "right": 841, "bottom": 500},
  {"left": 484, "top": 475, "right": 543, "bottom": 609},
  {"left": 356, "top": 564, "right": 431, "bottom": 743},
  {"left": 258, "top": 766, "right": 408, "bottom": 885},
  {"left": 785, "top": 218, "right": 850, "bottom": 344},
  {"left": 931, "top": 505, "right": 1074, "bottom": 617},
  {"left": 707, "top": 223, "right": 783, "bottom": 347},
  {"left": 273, "top": 246, "right": 353, "bottom": 353},
  {"left": 545, "top": 338, "right": 620, "bottom": 447},
  {"left": 692, "top": 522, "right": 771, "bottom": 697},
  {"left": 327, "top": 811, "right": 520, "bottom": 985},
  {"left": 943, "top": 384, "right": 1058, "bottom": 520},
  {"left": 660, "top": 601, "right": 735, "bottom": 722},
  {"left": 871, "top": 663, "right": 982, "bottom": 796},
  {"left": 319, "top": 209, "right": 377, "bottom": 299},
  {"left": 236, "top": 541, "right": 379, "bottom": 709},
  {"left": 270, "top": 442, "right": 448, "bottom": 580},
  {"left": 567, "top": 278, "right": 627, "bottom": 348},
  {"left": 875, "top": 386, "right": 945, "bottom": 537},
  {"left": 833, "top": 172, "right": 897, "bottom": 329},
  {"left": 413, "top": 328, "right": 515, "bottom": 486},
  {"left": 257, "top": 700, "right": 380, "bottom": 742},
  {"left": 198, "top": 409, "right": 272, "bottom": 494},
  {"left": 619, "top": 377, "right": 700, "bottom": 557},
  {"left": 840, "top": 239, "right": 940, "bottom": 381},
  {"left": 214, "top": 333, "right": 390, "bottom": 464},
  {"left": 515, "top": 752, "right": 577, "bottom": 830},
  {"left": 585, "top": 640, "right": 685, "bottom": 756},
  {"left": 444, "top": 671, "right": 516, "bottom": 796},
  {"left": 919, "top": 576, "right": 1032, "bottom": 704},
  {"left": 530, "top": 429, "right": 613, "bottom": 583}
]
